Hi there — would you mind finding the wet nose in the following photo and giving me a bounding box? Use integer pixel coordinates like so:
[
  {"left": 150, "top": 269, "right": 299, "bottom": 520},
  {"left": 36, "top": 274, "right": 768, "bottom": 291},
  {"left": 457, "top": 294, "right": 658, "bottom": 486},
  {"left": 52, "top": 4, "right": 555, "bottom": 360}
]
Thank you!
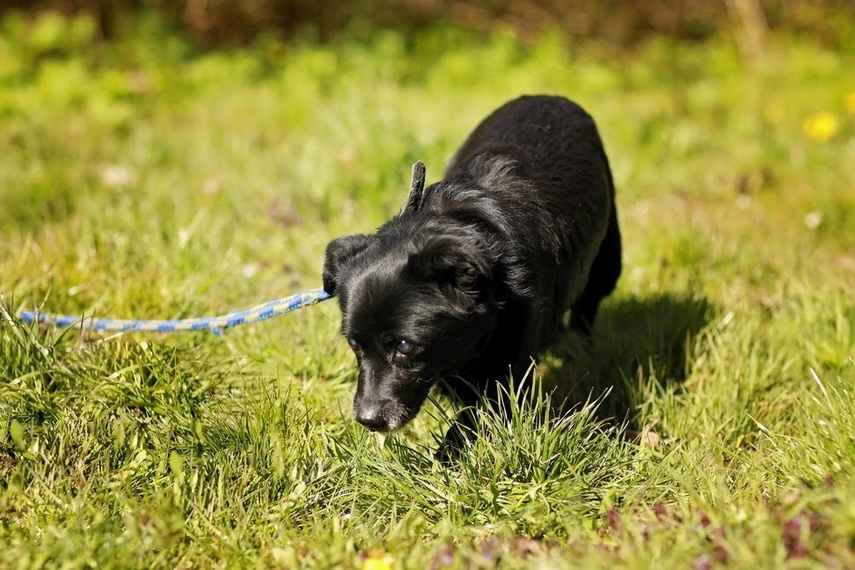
[{"left": 355, "top": 402, "right": 388, "bottom": 431}]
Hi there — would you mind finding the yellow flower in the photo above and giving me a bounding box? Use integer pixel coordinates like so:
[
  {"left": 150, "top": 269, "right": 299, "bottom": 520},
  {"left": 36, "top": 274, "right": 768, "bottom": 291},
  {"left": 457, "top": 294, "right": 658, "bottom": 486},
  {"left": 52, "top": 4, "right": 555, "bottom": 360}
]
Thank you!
[
  {"left": 845, "top": 92, "right": 855, "bottom": 114},
  {"left": 803, "top": 112, "right": 839, "bottom": 142},
  {"left": 362, "top": 552, "right": 393, "bottom": 570}
]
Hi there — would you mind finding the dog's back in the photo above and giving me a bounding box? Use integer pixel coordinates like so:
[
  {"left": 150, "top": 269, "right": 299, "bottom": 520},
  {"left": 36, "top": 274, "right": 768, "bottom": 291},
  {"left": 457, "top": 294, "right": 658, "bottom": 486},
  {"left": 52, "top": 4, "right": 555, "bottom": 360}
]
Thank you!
[
  {"left": 447, "top": 95, "right": 607, "bottom": 182},
  {"left": 421, "top": 95, "right": 621, "bottom": 360}
]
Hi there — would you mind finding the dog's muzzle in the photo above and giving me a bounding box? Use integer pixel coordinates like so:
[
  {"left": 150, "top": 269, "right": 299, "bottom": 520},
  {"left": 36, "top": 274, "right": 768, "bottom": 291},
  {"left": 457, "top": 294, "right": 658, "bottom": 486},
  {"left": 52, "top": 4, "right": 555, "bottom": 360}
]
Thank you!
[{"left": 354, "top": 399, "right": 389, "bottom": 431}]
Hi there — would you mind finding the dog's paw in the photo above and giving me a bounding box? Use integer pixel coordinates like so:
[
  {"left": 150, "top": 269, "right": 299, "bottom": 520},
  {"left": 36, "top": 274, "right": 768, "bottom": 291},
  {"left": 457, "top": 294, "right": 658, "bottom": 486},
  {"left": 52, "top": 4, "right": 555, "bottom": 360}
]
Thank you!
[{"left": 435, "top": 441, "right": 463, "bottom": 465}]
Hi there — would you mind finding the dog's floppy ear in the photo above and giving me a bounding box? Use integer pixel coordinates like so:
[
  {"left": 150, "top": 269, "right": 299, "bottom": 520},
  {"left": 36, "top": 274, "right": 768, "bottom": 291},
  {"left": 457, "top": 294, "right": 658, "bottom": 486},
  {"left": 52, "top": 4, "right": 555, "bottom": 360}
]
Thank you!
[
  {"left": 409, "top": 235, "right": 492, "bottom": 300},
  {"left": 323, "top": 234, "right": 372, "bottom": 295}
]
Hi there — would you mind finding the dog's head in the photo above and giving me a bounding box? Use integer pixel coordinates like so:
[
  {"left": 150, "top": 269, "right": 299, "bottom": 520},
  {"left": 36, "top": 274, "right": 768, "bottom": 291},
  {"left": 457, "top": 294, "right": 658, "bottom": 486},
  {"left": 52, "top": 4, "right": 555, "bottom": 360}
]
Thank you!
[{"left": 323, "top": 229, "right": 498, "bottom": 431}]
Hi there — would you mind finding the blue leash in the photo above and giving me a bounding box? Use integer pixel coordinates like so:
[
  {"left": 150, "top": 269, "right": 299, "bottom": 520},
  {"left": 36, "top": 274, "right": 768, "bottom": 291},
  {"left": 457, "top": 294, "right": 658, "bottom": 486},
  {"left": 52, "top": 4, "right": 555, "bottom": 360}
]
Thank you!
[{"left": 17, "top": 288, "right": 332, "bottom": 335}]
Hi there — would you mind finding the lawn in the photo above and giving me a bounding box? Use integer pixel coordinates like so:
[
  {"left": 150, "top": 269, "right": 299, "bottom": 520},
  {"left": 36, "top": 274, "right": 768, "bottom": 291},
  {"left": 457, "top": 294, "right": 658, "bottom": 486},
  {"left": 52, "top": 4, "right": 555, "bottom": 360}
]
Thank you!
[{"left": 1, "top": 11, "right": 854, "bottom": 568}]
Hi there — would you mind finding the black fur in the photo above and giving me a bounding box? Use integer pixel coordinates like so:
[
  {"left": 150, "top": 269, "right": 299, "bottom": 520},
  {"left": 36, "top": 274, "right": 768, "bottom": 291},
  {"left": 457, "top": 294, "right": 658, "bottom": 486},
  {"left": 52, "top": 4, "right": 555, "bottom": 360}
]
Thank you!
[{"left": 322, "top": 95, "right": 622, "bottom": 450}]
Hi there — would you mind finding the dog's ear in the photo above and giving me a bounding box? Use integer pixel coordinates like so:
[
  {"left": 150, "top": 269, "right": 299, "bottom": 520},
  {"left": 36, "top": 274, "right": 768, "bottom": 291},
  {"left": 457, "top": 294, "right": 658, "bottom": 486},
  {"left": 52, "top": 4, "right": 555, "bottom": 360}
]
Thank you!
[
  {"left": 409, "top": 236, "right": 492, "bottom": 300},
  {"left": 323, "top": 234, "right": 372, "bottom": 295},
  {"left": 401, "top": 160, "right": 427, "bottom": 215}
]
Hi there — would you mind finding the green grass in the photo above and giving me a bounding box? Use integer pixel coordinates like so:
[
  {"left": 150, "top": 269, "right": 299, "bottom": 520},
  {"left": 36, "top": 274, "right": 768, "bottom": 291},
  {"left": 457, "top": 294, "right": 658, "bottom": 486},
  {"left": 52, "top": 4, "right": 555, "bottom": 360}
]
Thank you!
[{"left": 2, "top": 11, "right": 855, "bottom": 568}]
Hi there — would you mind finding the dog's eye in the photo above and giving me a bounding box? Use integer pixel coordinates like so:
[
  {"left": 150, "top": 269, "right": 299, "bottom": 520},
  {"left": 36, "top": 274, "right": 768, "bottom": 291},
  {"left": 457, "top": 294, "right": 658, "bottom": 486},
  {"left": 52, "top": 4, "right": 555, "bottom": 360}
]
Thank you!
[
  {"left": 347, "top": 336, "right": 361, "bottom": 351},
  {"left": 395, "top": 338, "right": 414, "bottom": 357}
]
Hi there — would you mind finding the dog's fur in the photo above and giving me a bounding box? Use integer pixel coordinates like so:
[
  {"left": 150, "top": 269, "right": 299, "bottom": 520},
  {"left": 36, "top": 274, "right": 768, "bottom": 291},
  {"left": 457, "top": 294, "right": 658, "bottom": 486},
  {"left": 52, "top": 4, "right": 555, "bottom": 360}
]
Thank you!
[{"left": 322, "top": 95, "right": 621, "bottom": 450}]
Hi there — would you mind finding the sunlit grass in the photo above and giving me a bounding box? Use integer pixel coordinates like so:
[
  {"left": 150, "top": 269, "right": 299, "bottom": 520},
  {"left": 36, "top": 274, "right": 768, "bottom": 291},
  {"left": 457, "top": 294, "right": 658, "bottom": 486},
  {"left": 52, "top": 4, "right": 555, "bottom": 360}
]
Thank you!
[{"left": 1, "top": 11, "right": 854, "bottom": 568}]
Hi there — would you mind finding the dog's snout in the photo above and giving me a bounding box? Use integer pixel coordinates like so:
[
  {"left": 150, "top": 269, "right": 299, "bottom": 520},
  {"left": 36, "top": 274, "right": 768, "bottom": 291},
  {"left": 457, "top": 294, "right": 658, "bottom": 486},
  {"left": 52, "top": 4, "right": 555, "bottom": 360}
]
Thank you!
[{"left": 355, "top": 402, "right": 389, "bottom": 431}]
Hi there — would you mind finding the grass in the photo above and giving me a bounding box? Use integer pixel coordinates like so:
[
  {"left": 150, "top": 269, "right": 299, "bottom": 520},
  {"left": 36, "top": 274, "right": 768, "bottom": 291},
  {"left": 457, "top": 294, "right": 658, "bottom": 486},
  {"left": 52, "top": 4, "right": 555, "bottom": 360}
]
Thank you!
[{"left": 1, "top": 11, "right": 854, "bottom": 568}]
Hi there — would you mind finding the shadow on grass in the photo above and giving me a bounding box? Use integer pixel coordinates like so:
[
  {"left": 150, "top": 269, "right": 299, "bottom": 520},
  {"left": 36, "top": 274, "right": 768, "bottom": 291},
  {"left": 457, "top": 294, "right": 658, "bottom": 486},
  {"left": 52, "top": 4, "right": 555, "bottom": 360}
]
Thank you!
[{"left": 543, "top": 292, "right": 713, "bottom": 427}]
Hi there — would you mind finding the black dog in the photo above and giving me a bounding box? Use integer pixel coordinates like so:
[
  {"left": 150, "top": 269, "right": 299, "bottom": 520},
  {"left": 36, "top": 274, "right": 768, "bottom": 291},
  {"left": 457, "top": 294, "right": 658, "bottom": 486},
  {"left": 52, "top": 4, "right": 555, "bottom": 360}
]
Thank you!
[{"left": 322, "top": 95, "right": 621, "bottom": 451}]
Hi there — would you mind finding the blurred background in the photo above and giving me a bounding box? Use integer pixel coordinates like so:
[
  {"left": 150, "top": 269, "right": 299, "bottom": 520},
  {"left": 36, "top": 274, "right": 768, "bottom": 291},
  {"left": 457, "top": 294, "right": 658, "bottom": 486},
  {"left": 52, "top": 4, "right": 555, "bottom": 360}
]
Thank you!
[
  {"left": 2, "top": 0, "right": 853, "bottom": 50},
  {"left": 1, "top": 0, "right": 852, "bottom": 299}
]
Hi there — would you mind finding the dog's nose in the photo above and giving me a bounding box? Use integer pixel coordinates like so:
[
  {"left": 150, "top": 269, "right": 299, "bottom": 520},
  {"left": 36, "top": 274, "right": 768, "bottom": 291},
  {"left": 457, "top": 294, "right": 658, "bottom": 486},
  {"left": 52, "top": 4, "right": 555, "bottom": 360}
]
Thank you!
[{"left": 355, "top": 405, "right": 388, "bottom": 431}]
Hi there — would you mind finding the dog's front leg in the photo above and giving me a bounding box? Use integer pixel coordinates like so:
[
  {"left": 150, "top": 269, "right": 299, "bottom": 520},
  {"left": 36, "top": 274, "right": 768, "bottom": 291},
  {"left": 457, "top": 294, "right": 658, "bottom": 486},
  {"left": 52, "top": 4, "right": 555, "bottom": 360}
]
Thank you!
[
  {"left": 436, "top": 407, "right": 479, "bottom": 463},
  {"left": 435, "top": 377, "right": 510, "bottom": 463}
]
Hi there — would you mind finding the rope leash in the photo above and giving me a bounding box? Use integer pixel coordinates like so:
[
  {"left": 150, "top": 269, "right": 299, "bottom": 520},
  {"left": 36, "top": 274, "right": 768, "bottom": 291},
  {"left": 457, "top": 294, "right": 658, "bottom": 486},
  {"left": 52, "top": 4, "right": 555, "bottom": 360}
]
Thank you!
[
  {"left": 17, "top": 288, "right": 332, "bottom": 335},
  {"left": 11, "top": 162, "right": 429, "bottom": 336}
]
